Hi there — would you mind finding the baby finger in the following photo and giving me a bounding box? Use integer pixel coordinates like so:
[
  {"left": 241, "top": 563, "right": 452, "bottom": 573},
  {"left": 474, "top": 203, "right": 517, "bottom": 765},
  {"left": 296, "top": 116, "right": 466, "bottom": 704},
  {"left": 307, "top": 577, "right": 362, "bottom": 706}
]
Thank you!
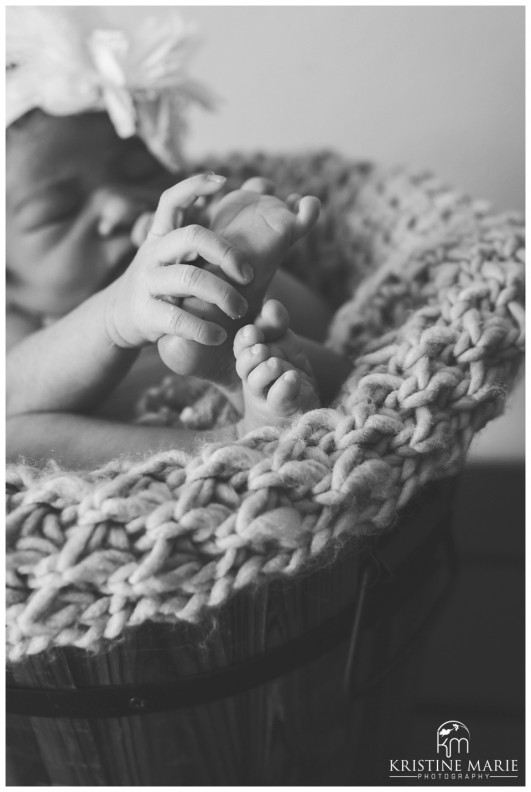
[
  {"left": 157, "top": 225, "right": 254, "bottom": 285},
  {"left": 149, "top": 173, "right": 227, "bottom": 238},
  {"left": 151, "top": 265, "right": 248, "bottom": 320},
  {"left": 131, "top": 212, "right": 155, "bottom": 248},
  {"left": 151, "top": 299, "right": 228, "bottom": 346}
]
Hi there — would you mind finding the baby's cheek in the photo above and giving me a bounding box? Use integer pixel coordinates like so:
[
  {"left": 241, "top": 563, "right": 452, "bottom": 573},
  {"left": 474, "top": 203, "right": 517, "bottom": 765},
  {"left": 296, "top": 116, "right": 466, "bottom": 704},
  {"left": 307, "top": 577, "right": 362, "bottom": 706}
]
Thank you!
[{"left": 20, "top": 242, "right": 95, "bottom": 315}]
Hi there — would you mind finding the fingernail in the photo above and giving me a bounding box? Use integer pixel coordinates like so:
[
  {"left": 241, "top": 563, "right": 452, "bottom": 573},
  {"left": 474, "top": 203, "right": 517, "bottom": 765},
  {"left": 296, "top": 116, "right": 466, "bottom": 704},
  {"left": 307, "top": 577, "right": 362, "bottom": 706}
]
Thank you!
[
  {"left": 242, "top": 326, "right": 253, "bottom": 337},
  {"left": 267, "top": 358, "right": 278, "bottom": 368},
  {"left": 241, "top": 262, "right": 254, "bottom": 283},
  {"left": 251, "top": 344, "right": 262, "bottom": 355},
  {"left": 206, "top": 173, "right": 227, "bottom": 184},
  {"left": 285, "top": 370, "right": 298, "bottom": 383},
  {"left": 214, "top": 327, "right": 228, "bottom": 344},
  {"left": 234, "top": 298, "right": 248, "bottom": 318}
]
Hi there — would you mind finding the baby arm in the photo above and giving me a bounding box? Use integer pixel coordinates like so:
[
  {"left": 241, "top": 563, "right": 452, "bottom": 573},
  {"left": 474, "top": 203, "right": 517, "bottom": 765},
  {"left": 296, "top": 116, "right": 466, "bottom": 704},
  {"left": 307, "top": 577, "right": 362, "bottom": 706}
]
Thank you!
[{"left": 6, "top": 412, "right": 238, "bottom": 469}]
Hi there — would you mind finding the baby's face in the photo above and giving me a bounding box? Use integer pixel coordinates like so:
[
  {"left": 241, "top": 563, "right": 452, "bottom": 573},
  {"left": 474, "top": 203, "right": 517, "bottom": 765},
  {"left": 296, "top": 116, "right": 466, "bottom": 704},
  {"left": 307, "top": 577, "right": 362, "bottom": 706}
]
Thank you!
[{"left": 6, "top": 111, "right": 175, "bottom": 318}]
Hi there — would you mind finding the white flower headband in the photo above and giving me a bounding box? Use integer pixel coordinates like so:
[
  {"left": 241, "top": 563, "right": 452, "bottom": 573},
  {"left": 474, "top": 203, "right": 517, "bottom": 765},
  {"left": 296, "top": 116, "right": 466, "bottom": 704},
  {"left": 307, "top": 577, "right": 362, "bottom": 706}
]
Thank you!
[{"left": 6, "top": 7, "right": 214, "bottom": 171}]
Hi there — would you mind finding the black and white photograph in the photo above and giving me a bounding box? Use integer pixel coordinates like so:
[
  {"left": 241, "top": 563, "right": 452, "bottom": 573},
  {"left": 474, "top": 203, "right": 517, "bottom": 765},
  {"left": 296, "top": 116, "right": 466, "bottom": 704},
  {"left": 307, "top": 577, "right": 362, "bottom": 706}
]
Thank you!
[{"left": 5, "top": 5, "right": 525, "bottom": 786}]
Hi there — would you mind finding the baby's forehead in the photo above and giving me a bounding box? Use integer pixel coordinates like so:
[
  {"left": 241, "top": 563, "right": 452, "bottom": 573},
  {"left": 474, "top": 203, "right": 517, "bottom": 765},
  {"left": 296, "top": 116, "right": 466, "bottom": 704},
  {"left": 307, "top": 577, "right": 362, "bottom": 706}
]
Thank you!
[{"left": 8, "top": 113, "right": 117, "bottom": 181}]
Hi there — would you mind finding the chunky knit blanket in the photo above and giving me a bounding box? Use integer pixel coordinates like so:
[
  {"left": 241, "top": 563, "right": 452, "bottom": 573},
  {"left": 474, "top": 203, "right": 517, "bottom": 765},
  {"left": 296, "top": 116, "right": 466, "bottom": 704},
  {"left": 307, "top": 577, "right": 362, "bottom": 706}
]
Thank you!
[{"left": 6, "top": 152, "right": 525, "bottom": 663}]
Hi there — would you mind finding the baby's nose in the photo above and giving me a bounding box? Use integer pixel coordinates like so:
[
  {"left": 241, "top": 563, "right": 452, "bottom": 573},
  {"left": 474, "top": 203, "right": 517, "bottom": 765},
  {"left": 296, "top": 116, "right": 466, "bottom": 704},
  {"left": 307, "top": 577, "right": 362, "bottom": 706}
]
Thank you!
[{"left": 96, "top": 189, "right": 148, "bottom": 238}]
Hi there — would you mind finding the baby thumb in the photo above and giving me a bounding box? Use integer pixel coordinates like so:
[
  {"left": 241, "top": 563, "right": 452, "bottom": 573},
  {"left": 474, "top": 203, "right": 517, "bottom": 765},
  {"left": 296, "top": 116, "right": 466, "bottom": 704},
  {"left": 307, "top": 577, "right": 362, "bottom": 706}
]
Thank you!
[{"left": 131, "top": 212, "right": 155, "bottom": 248}]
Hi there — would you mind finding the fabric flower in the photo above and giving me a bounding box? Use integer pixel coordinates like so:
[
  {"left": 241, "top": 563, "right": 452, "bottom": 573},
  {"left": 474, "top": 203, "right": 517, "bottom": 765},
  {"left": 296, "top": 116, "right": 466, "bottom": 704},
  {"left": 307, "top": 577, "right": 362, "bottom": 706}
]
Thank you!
[{"left": 6, "top": 7, "right": 214, "bottom": 171}]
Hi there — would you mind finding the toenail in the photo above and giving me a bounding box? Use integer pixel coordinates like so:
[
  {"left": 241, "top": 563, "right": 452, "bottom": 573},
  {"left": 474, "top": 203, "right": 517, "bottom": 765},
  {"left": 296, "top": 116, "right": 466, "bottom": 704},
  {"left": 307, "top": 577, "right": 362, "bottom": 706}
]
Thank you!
[
  {"left": 251, "top": 344, "right": 262, "bottom": 355},
  {"left": 242, "top": 326, "right": 253, "bottom": 337},
  {"left": 285, "top": 370, "right": 298, "bottom": 383},
  {"left": 267, "top": 358, "right": 278, "bottom": 368}
]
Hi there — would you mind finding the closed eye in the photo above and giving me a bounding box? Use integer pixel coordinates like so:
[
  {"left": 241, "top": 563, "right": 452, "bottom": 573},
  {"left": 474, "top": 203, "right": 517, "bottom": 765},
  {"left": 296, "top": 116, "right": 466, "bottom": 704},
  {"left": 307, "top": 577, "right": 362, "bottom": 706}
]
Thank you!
[
  {"left": 15, "top": 191, "right": 83, "bottom": 232},
  {"left": 38, "top": 208, "right": 79, "bottom": 225},
  {"left": 20, "top": 207, "right": 80, "bottom": 232}
]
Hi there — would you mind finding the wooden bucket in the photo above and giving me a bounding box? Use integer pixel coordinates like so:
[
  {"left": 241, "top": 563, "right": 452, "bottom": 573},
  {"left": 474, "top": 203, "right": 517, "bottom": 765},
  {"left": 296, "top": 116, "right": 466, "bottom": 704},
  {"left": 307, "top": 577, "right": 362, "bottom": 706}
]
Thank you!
[{"left": 6, "top": 478, "right": 457, "bottom": 785}]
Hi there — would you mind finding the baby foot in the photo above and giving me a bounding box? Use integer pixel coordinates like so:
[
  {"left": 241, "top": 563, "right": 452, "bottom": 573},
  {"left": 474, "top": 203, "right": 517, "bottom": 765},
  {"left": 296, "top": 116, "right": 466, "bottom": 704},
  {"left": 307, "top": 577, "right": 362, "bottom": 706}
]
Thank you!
[
  {"left": 233, "top": 300, "right": 320, "bottom": 434},
  {"left": 157, "top": 183, "right": 320, "bottom": 387}
]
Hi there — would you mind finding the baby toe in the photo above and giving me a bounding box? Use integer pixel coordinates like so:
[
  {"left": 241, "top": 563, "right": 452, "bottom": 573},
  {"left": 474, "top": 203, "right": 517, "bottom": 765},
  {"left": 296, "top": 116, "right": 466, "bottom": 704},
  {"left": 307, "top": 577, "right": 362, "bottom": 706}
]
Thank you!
[
  {"left": 255, "top": 299, "right": 290, "bottom": 340},
  {"left": 294, "top": 195, "right": 321, "bottom": 239},
  {"left": 233, "top": 324, "right": 265, "bottom": 356},
  {"left": 241, "top": 176, "right": 276, "bottom": 195},
  {"left": 246, "top": 356, "right": 285, "bottom": 395},
  {"left": 267, "top": 370, "right": 301, "bottom": 413},
  {"left": 286, "top": 193, "right": 302, "bottom": 213},
  {"left": 235, "top": 343, "right": 269, "bottom": 380}
]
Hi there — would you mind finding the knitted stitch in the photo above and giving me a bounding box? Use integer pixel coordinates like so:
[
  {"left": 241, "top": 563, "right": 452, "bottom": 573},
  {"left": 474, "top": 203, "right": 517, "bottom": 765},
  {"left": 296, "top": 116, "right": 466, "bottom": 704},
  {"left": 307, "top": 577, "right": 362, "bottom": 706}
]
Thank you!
[{"left": 6, "top": 152, "right": 525, "bottom": 662}]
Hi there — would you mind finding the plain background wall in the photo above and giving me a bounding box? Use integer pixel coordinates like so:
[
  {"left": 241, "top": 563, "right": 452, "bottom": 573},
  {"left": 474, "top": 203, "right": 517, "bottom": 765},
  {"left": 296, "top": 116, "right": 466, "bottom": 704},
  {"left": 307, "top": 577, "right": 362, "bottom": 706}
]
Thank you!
[
  {"left": 183, "top": 6, "right": 525, "bottom": 212},
  {"left": 95, "top": 6, "right": 526, "bottom": 461}
]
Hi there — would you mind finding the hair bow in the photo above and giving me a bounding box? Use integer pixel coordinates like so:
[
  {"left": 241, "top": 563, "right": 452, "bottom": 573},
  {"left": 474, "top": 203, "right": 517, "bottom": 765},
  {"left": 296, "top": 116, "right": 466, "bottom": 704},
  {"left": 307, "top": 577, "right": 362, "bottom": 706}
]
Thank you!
[{"left": 6, "top": 7, "right": 214, "bottom": 171}]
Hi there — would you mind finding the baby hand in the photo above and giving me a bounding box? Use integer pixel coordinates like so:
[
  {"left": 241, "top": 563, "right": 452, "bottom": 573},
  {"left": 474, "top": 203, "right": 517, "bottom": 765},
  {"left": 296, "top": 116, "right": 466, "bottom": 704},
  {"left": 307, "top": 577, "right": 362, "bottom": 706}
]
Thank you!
[{"left": 104, "top": 174, "right": 253, "bottom": 349}]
